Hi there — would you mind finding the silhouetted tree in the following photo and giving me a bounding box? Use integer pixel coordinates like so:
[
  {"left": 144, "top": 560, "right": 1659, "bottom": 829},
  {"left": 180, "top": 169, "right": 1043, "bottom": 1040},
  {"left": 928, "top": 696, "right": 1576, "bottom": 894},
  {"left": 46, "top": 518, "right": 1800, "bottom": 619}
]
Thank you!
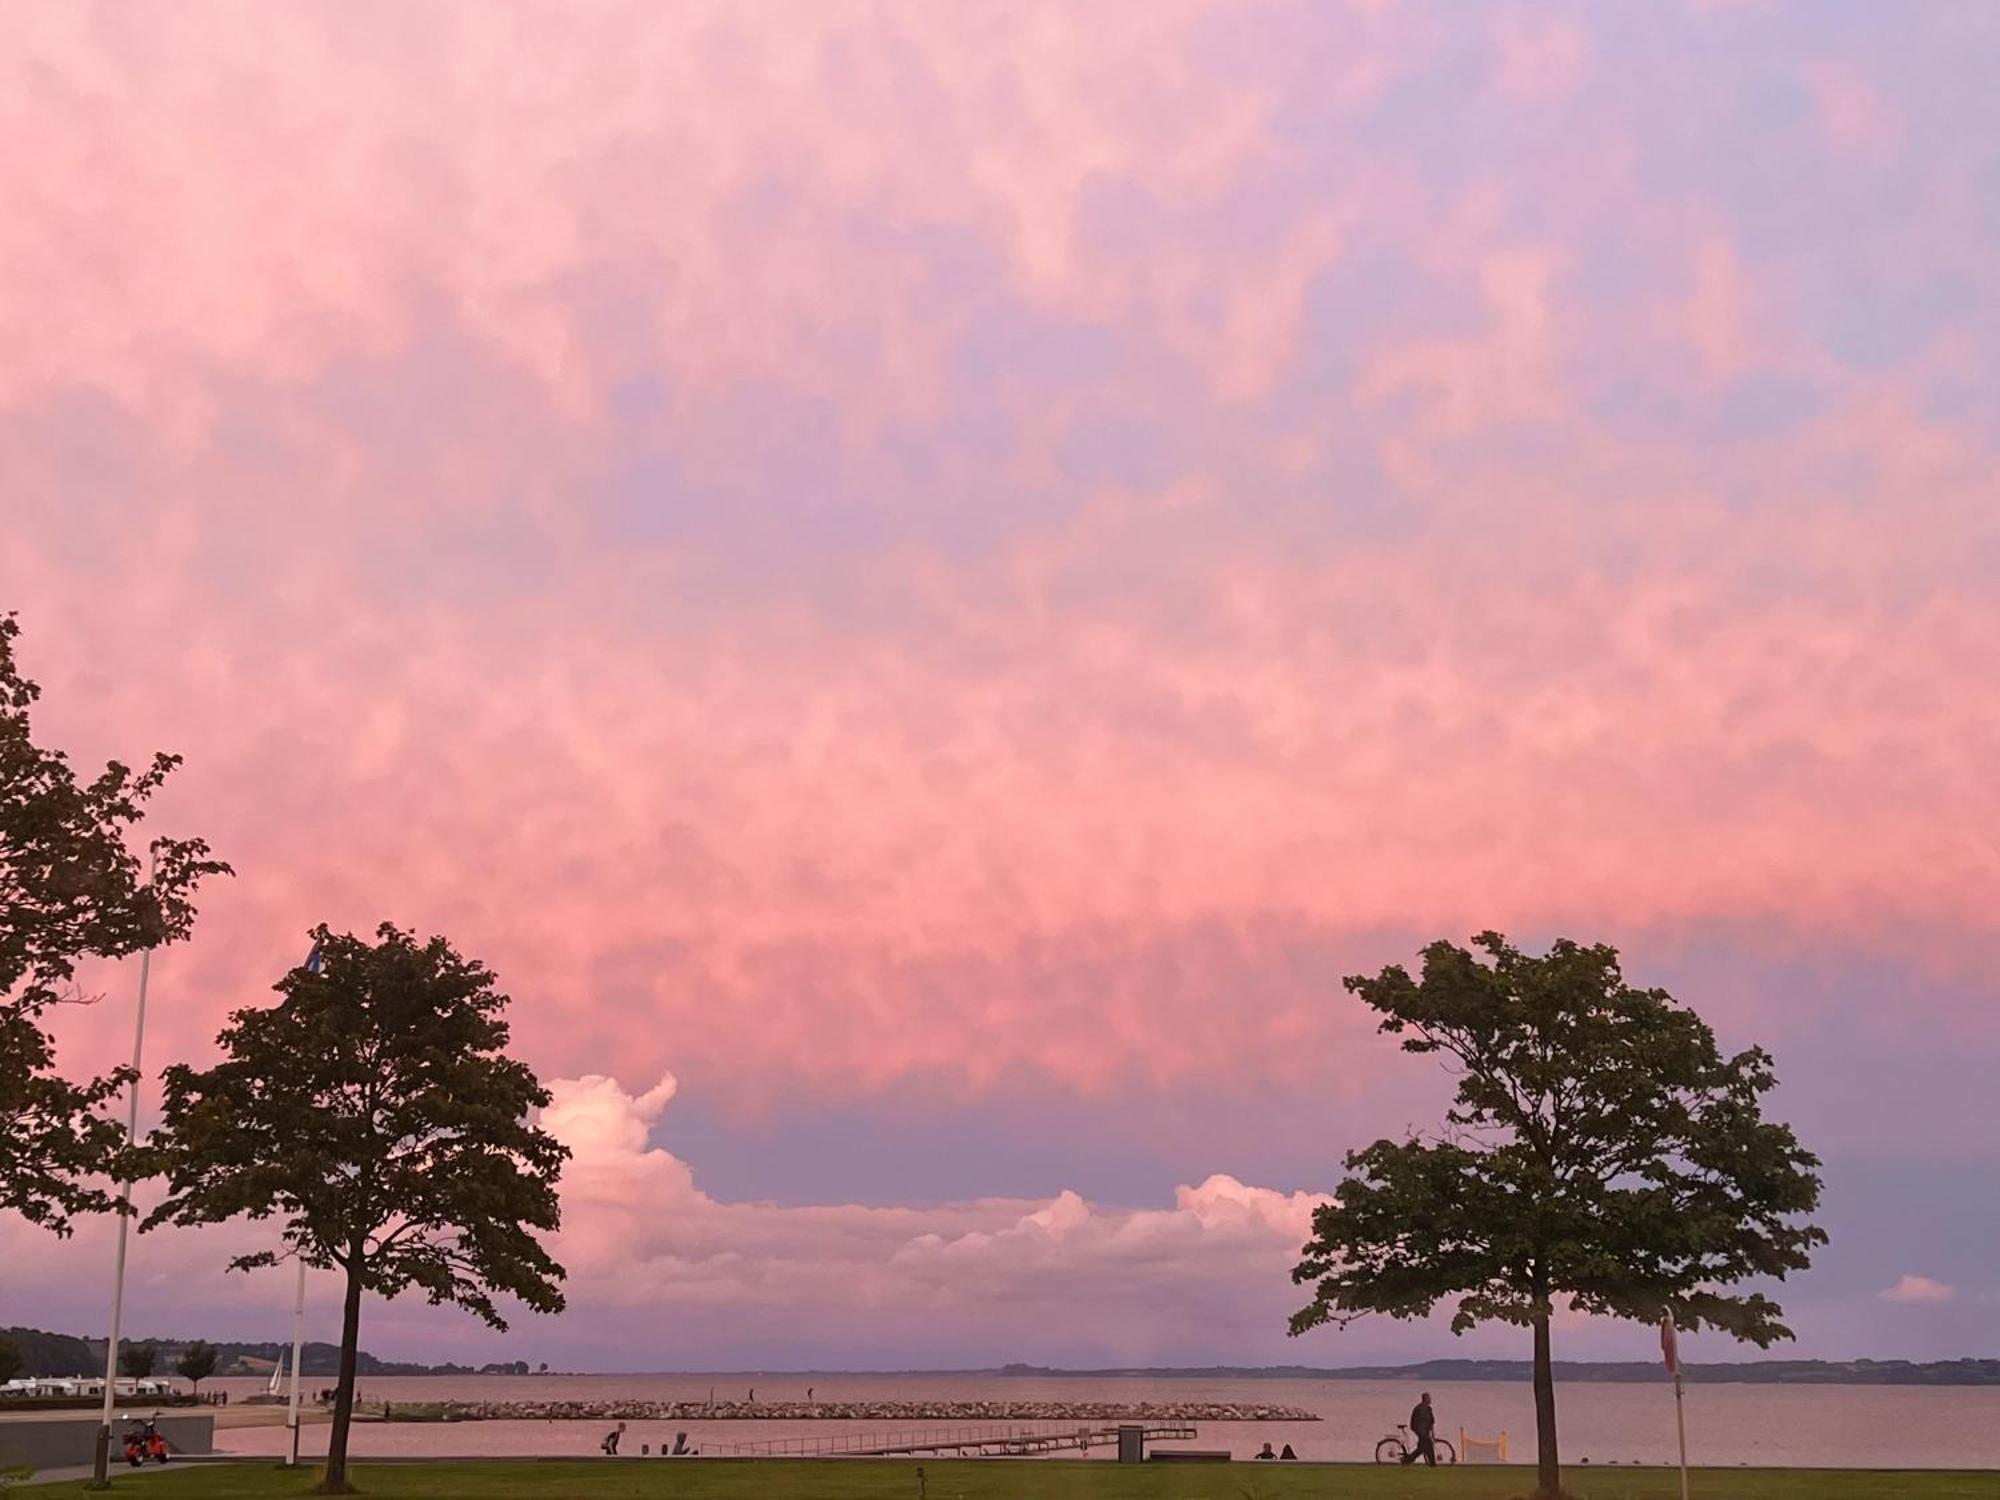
[
  {"left": 175, "top": 1340, "right": 217, "bottom": 1396},
  {"left": 1292, "top": 933, "right": 1824, "bottom": 1499},
  {"left": 0, "top": 1335, "right": 21, "bottom": 1384},
  {"left": 0, "top": 612, "right": 228, "bottom": 1234},
  {"left": 146, "top": 924, "right": 568, "bottom": 1494},
  {"left": 118, "top": 1343, "right": 156, "bottom": 1379}
]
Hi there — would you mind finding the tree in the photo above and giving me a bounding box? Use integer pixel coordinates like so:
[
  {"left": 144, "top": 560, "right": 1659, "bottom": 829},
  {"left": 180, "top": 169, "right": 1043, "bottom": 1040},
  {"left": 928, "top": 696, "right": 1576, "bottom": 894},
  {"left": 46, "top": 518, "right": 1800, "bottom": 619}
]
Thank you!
[
  {"left": 0, "top": 1335, "right": 21, "bottom": 1384},
  {"left": 175, "top": 1340, "right": 217, "bottom": 1396},
  {"left": 145, "top": 924, "right": 569, "bottom": 1494},
  {"left": 117, "top": 1342, "right": 156, "bottom": 1379},
  {"left": 1290, "top": 933, "right": 1824, "bottom": 1499},
  {"left": 1, "top": 612, "right": 228, "bottom": 1233}
]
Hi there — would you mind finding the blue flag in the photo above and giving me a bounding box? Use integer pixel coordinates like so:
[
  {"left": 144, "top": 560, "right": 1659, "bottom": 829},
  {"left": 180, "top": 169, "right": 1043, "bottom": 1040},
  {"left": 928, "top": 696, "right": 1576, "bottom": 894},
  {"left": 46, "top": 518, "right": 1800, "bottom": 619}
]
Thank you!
[{"left": 304, "top": 941, "right": 324, "bottom": 975}]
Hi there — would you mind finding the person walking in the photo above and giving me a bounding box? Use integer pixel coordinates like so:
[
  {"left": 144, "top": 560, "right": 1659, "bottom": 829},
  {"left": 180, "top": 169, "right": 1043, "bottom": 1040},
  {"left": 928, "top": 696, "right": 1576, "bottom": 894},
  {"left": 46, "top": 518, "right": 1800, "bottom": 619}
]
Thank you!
[{"left": 1402, "top": 1392, "right": 1438, "bottom": 1466}]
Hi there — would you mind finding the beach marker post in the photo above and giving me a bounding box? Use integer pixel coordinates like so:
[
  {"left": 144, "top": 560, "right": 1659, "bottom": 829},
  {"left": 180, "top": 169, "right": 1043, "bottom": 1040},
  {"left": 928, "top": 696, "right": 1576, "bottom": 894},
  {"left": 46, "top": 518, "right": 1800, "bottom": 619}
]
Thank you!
[{"left": 1661, "top": 1308, "right": 1689, "bottom": 1500}]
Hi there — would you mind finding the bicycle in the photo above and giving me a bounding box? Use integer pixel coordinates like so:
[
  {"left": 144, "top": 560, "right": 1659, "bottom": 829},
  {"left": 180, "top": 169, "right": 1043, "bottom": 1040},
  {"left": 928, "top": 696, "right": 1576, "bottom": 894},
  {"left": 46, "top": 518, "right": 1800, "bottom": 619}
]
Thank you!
[{"left": 1374, "top": 1424, "right": 1456, "bottom": 1465}]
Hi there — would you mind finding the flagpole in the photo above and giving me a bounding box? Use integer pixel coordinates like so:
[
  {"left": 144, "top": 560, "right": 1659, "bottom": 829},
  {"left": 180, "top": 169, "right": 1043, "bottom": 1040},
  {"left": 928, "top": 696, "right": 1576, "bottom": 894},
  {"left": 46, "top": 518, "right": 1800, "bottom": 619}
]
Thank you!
[
  {"left": 1674, "top": 1371, "right": 1690, "bottom": 1500},
  {"left": 1661, "top": 1306, "right": 1689, "bottom": 1500},
  {"left": 284, "top": 937, "right": 323, "bottom": 1470},
  {"left": 91, "top": 849, "right": 157, "bottom": 1488},
  {"left": 286, "top": 1257, "right": 306, "bottom": 1465}
]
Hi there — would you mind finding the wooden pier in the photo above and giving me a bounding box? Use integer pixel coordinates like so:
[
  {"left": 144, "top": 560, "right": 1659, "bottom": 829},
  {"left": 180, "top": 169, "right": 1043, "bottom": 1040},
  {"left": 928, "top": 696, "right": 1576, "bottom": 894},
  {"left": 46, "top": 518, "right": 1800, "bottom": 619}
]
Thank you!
[{"left": 715, "top": 1422, "right": 1198, "bottom": 1458}]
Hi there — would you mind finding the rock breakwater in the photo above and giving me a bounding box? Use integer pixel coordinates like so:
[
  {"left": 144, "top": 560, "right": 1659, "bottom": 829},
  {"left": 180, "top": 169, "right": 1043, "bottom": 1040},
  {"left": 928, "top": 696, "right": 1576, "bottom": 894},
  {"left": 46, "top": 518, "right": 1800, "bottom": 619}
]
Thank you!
[{"left": 406, "top": 1399, "right": 1320, "bottom": 1423}]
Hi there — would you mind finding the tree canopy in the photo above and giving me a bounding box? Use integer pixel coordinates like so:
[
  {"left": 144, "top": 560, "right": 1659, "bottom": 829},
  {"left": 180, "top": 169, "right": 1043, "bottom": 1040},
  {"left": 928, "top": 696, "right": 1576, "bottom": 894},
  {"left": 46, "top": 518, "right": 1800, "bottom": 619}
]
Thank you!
[
  {"left": 1291, "top": 933, "right": 1824, "bottom": 1498},
  {"left": 117, "top": 1342, "right": 157, "bottom": 1379},
  {"left": 175, "top": 1340, "right": 218, "bottom": 1392},
  {"left": 0, "top": 612, "right": 228, "bottom": 1234},
  {"left": 0, "top": 1335, "right": 20, "bottom": 1385},
  {"left": 145, "top": 923, "right": 568, "bottom": 1493}
]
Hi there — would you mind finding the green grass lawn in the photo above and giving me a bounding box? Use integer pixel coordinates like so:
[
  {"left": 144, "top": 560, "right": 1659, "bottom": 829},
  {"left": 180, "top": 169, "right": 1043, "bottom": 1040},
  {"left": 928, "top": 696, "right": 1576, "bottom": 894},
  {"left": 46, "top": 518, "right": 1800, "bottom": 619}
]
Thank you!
[{"left": 29, "top": 1461, "right": 2000, "bottom": 1500}]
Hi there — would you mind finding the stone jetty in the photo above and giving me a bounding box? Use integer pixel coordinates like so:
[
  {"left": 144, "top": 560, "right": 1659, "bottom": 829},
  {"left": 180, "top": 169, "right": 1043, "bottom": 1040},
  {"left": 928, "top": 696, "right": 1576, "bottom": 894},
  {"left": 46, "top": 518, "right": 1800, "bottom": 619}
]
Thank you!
[{"left": 402, "top": 1398, "right": 1319, "bottom": 1423}]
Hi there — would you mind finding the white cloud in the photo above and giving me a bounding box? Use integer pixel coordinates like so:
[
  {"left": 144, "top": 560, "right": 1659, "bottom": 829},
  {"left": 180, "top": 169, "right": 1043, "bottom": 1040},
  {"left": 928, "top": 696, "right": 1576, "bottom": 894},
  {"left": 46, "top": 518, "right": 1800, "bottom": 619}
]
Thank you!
[
  {"left": 539, "top": 1072, "right": 1331, "bottom": 1358},
  {"left": 1880, "top": 1274, "right": 1955, "bottom": 1304},
  {"left": 0, "top": 1069, "right": 1334, "bottom": 1365}
]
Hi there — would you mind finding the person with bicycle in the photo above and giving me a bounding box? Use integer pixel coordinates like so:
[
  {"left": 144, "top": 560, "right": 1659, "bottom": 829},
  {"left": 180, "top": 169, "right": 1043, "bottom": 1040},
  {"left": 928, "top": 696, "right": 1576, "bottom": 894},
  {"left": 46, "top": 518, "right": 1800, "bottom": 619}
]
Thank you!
[{"left": 1403, "top": 1391, "right": 1438, "bottom": 1465}]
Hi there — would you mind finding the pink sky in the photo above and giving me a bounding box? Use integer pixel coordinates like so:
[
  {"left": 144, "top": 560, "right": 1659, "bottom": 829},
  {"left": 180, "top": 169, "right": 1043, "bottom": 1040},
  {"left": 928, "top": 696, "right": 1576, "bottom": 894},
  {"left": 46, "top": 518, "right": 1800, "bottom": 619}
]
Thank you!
[{"left": 3, "top": 1, "right": 1997, "bottom": 1368}]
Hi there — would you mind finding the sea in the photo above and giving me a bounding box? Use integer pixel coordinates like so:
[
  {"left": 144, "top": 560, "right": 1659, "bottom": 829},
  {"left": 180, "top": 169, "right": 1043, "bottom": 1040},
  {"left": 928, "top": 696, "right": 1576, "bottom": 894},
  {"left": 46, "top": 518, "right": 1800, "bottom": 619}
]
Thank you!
[{"left": 205, "top": 1371, "right": 2000, "bottom": 1469}]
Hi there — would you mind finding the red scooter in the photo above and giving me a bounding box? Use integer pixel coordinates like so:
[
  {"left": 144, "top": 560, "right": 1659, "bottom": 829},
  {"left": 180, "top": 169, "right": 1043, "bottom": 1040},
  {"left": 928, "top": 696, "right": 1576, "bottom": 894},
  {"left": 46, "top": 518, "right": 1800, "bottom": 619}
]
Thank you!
[{"left": 123, "top": 1417, "right": 171, "bottom": 1466}]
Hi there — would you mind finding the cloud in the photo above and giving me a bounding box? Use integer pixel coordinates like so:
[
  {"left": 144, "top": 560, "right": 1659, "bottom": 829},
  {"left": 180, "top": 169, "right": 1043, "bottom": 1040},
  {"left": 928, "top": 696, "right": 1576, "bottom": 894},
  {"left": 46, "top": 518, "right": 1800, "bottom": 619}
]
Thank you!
[
  {"left": 1802, "top": 61, "right": 1904, "bottom": 165},
  {"left": 539, "top": 1073, "right": 1331, "bottom": 1359},
  {"left": 3, "top": 0, "right": 1998, "bottom": 1125},
  {"left": 1490, "top": 10, "right": 1588, "bottom": 103},
  {"left": 1879, "top": 1275, "right": 1955, "bottom": 1305},
  {"left": 0, "top": 1071, "right": 1333, "bottom": 1366}
]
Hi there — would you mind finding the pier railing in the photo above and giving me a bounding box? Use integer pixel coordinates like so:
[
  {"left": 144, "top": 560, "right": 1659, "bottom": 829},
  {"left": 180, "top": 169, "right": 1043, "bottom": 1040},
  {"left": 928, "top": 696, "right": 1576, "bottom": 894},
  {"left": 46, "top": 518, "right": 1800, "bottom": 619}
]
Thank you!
[{"left": 713, "top": 1422, "right": 1198, "bottom": 1458}]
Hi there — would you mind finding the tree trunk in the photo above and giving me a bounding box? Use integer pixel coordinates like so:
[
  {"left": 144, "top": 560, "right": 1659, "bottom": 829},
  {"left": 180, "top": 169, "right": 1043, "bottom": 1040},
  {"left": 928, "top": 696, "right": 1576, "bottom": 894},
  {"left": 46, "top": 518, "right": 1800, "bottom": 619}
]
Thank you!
[
  {"left": 1532, "top": 1309, "right": 1561, "bottom": 1497},
  {"left": 320, "top": 1256, "right": 366, "bottom": 1494}
]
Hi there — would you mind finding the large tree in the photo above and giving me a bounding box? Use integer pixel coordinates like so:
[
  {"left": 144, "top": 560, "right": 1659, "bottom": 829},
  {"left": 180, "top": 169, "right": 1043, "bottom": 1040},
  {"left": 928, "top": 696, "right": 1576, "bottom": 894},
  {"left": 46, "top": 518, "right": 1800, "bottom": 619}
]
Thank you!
[
  {"left": 0, "top": 1335, "right": 21, "bottom": 1384},
  {"left": 1290, "top": 933, "right": 1824, "bottom": 1499},
  {"left": 1, "top": 612, "right": 228, "bottom": 1234},
  {"left": 174, "top": 1340, "right": 217, "bottom": 1397},
  {"left": 117, "top": 1342, "right": 157, "bottom": 1379},
  {"left": 145, "top": 924, "right": 569, "bottom": 1494}
]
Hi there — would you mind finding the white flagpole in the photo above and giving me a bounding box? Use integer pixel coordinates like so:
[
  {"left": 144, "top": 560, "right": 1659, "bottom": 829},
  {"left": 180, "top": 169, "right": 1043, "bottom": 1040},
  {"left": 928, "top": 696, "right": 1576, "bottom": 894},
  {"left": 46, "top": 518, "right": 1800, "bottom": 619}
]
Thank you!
[
  {"left": 285, "top": 938, "right": 324, "bottom": 1470},
  {"left": 286, "top": 1257, "right": 307, "bottom": 1465},
  {"left": 93, "top": 848, "right": 157, "bottom": 1487}
]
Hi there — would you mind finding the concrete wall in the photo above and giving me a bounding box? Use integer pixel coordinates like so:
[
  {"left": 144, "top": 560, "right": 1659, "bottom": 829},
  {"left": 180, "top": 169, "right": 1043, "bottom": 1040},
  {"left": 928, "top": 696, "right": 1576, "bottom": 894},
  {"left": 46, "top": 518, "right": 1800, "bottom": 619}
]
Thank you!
[{"left": 0, "top": 1413, "right": 214, "bottom": 1473}]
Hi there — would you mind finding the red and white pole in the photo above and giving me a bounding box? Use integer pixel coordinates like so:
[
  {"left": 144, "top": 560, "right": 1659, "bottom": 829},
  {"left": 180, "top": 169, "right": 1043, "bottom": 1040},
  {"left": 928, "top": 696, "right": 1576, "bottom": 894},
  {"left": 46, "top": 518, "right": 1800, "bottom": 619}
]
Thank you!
[{"left": 1662, "top": 1309, "right": 1689, "bottom": 1500}]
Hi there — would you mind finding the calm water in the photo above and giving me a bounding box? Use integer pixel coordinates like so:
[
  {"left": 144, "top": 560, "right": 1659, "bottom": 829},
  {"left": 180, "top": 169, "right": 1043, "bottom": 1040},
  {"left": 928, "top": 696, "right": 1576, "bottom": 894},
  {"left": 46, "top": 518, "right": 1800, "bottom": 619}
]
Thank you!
[{"left": 209, "top": 1372, "right": 2000, "bottom": 1469}]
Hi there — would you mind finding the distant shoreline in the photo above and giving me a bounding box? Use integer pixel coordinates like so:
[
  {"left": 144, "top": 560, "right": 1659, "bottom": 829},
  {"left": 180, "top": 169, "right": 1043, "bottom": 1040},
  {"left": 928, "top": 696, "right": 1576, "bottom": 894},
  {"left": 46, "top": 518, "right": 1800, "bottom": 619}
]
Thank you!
[
  {"left": 13, "top": 1319, "right": 1996, "bottom": 1389},
  {"left": 262, "top": 1358, "right": 2000, "bottom": 1388},
  {"left": 980, "top": 1359, "right": 2000, "bottom": 1387}
]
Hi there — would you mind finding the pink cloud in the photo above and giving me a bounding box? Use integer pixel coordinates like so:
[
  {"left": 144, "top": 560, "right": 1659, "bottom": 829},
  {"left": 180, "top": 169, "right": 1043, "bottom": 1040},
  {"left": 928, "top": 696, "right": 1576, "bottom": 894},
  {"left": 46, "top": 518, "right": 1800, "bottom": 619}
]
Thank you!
[
  {"left": 1803, "top": 61, "right": 1905, "bottom": 165},
  {"left": 1879, "top": 1275, "right": 1955, "bottom": 1305},
  {"left": 3, "top": 1, "right": 1997, "bottom": 1121},
  {"left": 1490, "top": 9, "right": 1588, "bottom": 103}
]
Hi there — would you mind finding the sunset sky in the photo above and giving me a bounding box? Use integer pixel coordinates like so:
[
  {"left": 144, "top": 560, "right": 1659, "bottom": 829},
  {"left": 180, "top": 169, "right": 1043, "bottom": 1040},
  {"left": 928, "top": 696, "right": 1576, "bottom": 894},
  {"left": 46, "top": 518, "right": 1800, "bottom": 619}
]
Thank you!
[{"left": 3, "top": 1, "right": 1997, "bottom": 1370}]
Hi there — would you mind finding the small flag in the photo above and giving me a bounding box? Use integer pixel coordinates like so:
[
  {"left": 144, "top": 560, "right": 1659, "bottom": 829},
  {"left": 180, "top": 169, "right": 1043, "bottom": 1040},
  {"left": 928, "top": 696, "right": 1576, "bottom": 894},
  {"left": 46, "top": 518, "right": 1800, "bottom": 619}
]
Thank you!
[
  {"left": 304, "top": 941, "right": 324, "bottom": 975},
  {"left": 1660, "top": 1311, "right": 1680, "bottom": 1376}
]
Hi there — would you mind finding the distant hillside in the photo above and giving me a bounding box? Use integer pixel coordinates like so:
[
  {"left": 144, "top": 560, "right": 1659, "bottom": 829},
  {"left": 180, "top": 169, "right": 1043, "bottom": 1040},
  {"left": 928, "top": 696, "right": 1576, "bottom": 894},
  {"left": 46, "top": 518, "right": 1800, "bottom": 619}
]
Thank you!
[
  {"left": 3, "top": 1328, "right": 541, "bottom": 1379},
  {"left": 1, "top": 1328, "right": 96, "bottom": 1377},
  {"left": 994, "top": 1359, "right": 2000, "bottom": 1386}
]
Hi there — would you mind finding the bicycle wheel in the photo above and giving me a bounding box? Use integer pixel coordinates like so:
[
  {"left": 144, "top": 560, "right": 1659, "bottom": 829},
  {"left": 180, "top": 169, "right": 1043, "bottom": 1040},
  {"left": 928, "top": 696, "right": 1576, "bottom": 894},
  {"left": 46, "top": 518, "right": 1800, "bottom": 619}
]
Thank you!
[
  {"left": 1375, "top": 1437, "right": 1406, "bottom": 1464},
  {"left": 1434, "top": 1437, "right": 1457, "bottom": 1464}
]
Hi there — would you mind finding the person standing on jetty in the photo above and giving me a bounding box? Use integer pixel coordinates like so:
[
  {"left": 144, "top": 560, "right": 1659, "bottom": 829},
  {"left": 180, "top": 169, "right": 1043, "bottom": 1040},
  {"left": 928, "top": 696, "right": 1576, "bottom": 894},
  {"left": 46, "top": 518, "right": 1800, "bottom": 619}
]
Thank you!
[{"left": 1402, "top": 1392, "right": 1438, "bottom": 1466}]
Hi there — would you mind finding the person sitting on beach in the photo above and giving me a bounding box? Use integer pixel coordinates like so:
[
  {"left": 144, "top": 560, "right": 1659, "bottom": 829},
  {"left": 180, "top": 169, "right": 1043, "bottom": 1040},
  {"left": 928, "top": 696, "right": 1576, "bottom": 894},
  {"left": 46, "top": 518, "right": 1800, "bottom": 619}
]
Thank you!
[
  {"left": 601, "top": 1421, "right": 626, "bottom": 1456},
  {"left": 1255, "top": 1442, "right": 1276, "bottom": 1460},
  {"left": 1279, "top": 1444, "right": 1298, "bottom": 1460}
]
